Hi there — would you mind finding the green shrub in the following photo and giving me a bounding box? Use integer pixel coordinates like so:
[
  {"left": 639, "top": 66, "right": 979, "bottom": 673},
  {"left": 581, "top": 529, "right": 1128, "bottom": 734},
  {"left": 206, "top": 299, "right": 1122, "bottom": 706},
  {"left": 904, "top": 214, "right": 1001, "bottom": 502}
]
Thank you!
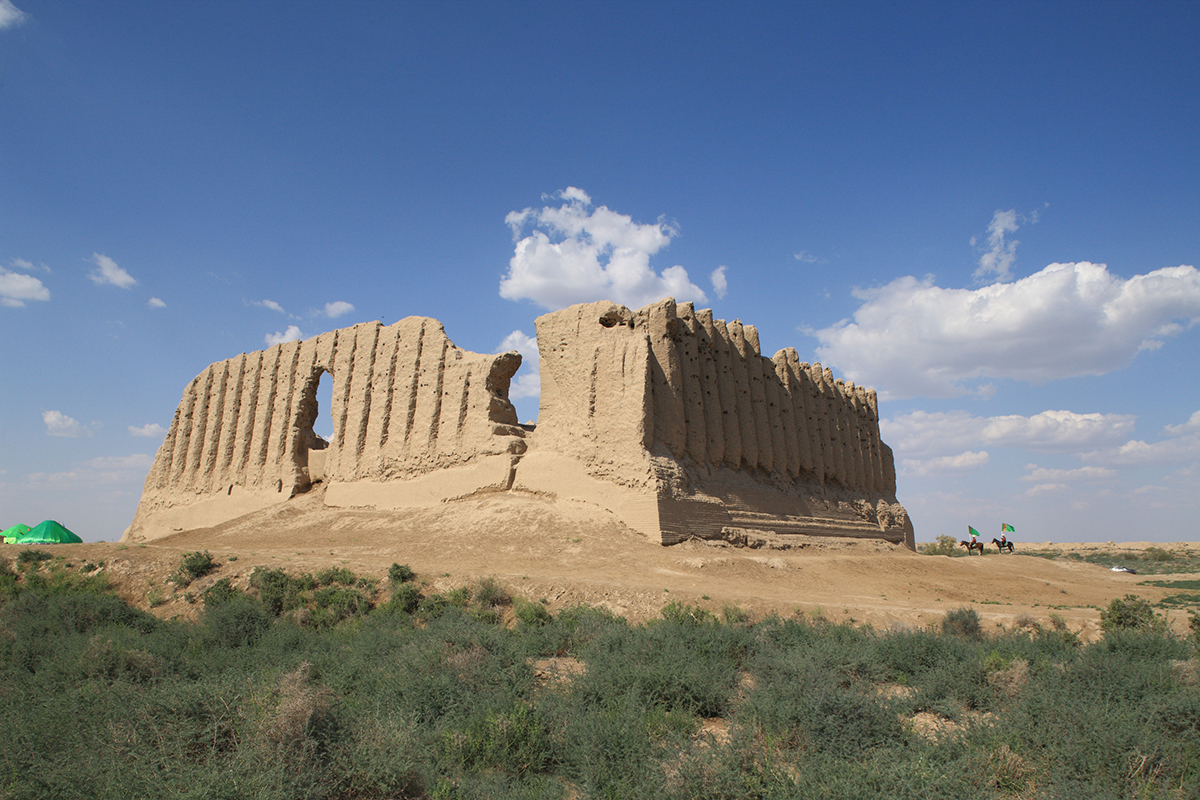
[
  {"left": 389, "top": 563, "right": 416, "bottom": 584},
  {"left": 316, "top": 566, "right": 356, "bottom": 586},
  {"left": 387, "top": 581, "right": 422, "bottom": 614},
  {"left": 1100, "top": 594, "right": 1167, "bottom": 634},
  {"left": 250, "top": 567, "right": 306, "bottom": 616},
  {"left": 660, "top": 601, "right": 717, "bottom": 626},
  {"left": 202, "top": 576, "right": 243, "bottom": 607},
  {"left": 1144, "top": 546, "right": 1177, "bottom": 563},
  {"left": 203, "top": 595, "right": 273, "bottom": 648},
  {"left": 941, "top": 607, "right": 982, "bottom": 638},
  {"left": 437, "top": 701, "right": 553, "bottom": 776},
  {"left": 922, "top": 534, "right": 960, "bottom": 556},
  {"left": 172, "top": 550, "right": 217, "bottom": 586},
  {"left": 17, "top": 549, "right": 53, "bottom": 565},
  {"left": 513, "top": 597, "right": 552, "bottom": 627},
  {"left": 472, "top": 576, "right": 510, "bottom": 608},
  {"left": 311, "top": 586, "right": 372, "bottom": 627}
]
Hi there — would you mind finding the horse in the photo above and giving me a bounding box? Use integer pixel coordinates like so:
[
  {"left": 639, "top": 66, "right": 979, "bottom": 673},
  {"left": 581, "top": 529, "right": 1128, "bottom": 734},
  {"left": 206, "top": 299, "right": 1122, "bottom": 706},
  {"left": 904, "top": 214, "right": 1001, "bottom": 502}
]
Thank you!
[
  {"left": 959, "top": 540, "right": 986, "bottom": 555},
  {"left": 992, "top": 538, "right": 1014, "bottom": 553}
]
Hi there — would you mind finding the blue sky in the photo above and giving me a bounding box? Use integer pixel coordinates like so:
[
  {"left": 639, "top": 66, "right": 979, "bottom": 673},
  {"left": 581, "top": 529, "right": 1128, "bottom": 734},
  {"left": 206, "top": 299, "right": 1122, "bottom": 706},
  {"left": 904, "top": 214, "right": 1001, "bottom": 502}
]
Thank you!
[{"left": 2, "top": 0, "right": 1197, "bottom": 543}]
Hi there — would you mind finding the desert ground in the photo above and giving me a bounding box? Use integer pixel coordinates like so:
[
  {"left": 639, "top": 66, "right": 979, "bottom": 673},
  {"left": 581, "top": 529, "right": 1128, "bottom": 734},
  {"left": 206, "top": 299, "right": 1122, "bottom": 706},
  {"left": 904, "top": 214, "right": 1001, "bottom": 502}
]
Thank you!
[{"left": 12, "top": 488, "right": 1197, "bottom": 640}]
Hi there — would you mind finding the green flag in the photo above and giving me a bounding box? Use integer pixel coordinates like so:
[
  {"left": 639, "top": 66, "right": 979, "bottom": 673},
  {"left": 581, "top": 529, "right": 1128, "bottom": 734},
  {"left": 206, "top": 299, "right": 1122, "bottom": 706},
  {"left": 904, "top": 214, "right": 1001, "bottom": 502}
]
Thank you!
[
  {"left": 1002, "top": 523, "right": 1015, "bottom": 533},
  {"left": 968, "top": 526, "right": 979, "bottom": 537}
]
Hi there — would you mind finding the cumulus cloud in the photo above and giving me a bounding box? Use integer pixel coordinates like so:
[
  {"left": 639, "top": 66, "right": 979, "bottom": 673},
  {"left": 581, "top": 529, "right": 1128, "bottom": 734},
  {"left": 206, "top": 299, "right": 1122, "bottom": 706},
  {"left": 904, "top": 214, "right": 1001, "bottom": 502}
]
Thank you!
[
  {"left": 43, "top": 410, "right": 90, "bottom": 438},
  {"left": 1021, "top": 465, "right": 1116, "bottom": 482},
  {"left": 1080, "top": 409, "right": 1200, "bottom": 467},
  {"left": 711, "top": 266, "right": 728, "bottom": 299},
  {"left": 12, "top": 258, "right": 49, "bottom": 272},
  {"left": 815, "top": 262, "right": 1200, "bottom": 399},
  {"left": 88, "top": 253, "right": 137, "bottom": 289},
  {"left": 254, "top": 299, "right": 286, "bottom": 313},
  {"left": 499, "top": 330, "right": 541, "bottom": 400},
  {"left": 794, "top": 251, "right": 827, "bottom": 265},
  {"left": 128, "top": 423, "right": 167, "bottom": 438},
  {"left": 1163, "top": 410, "right": 1200, "bottom": 437},
  {"left": 27, "top": 454, "right": 156, "bottom": 487},
  {"left": 265, "top": 325, "right": 303, "bottom": 346},
  {"left": 0, "top": 264, "right": 50, "bottom": 307},
  {"left": 973, "top": 209, "right": 1023, "bottom": 281},
  {"left": 1026, "top": 483, "right": 1067, "bottom": 496},
  {"left": 499, "top": 187, "right": 708, "bottom": 311},
  {"left": 147, "top": 297, "right": 166, "bottom": 308},
  {"left": 899, "top": 450, "right": 989, "bottom": 477},
  {"left": 882, "top": 409, "right": 1137, "bottom": 459},
  {"left": 325, "top": 301, "right": 355, "bottom": 318},
  {"left": 0, "top": 1, "right": 27, "bottom": 29}
]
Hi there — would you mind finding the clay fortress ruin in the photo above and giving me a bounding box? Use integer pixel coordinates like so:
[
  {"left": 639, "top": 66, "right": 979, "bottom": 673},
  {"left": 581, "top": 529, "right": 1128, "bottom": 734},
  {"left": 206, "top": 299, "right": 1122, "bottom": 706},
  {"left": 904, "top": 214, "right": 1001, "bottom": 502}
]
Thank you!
[{"left": 126, "top": 299, "right": 914, "bottom": 549}]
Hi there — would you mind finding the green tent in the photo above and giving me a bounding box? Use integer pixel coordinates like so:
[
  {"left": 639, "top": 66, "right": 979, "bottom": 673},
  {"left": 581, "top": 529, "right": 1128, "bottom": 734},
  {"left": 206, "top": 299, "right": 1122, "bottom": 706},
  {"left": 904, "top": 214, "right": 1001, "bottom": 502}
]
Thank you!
[
  {"left": 17, "top": 520, "right": 83, "bottom": 545},
  {"left": 2, "top": 524, "right": 31, "bottom": 544}
]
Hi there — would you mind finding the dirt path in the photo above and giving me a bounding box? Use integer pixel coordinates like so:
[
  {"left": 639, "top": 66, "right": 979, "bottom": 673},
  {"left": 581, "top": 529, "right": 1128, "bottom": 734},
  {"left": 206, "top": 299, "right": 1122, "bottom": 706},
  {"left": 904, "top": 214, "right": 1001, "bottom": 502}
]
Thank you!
[{"left": 16, "top": 490, "right": 1197, "bottom": 641}]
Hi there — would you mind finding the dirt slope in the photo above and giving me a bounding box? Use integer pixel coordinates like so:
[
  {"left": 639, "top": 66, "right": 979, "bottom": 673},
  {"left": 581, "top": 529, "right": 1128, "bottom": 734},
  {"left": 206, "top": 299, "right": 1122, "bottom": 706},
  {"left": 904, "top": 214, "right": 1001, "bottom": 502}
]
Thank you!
[{"left": 15, "top": 489, "right": 1197, "bottom": 640}]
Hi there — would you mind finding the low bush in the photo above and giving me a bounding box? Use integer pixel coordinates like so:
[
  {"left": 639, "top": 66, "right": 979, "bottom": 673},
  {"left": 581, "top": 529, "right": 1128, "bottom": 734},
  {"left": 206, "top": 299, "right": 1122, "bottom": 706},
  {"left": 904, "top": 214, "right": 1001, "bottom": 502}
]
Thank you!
[
  {"left": 202, "top": 576, "right": 243, "bottom": 606},
  {"left": 315, "top": 566, "right": 356, "bottom": 586},
  {"left": 387, "top": 581, "right": 422, "bottom": 614},
  {"left": 921, "top": 534, "right": 960, "bottom": 556},
  {"left": 17, "top": 549, "right": 52, "bottom": 565},
  {"left": 1100, "top": 594, "right": 1167, "bottom": 635},
  {"left": 174, "top": 550, "right": 217, "bottom": 584},
  {"left": 472, "top": 576, "right": 510, "bottom": 608},
  {"left": 941, "top": 607, "right": 982, "bottom": 639},
  {"left": 388, "top": 563, "right": 416, "bottom": 584},
  {"left": 4, "top": 564, "right": 1199, "bottom": 799},
  {"left": 513, "top": 597, "right": 552, "bottom": 628}
]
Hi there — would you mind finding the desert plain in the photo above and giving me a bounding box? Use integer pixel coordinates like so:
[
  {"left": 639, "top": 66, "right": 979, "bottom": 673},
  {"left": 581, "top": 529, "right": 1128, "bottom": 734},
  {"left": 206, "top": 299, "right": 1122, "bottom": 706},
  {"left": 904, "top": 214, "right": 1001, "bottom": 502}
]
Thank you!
[{"left": 11, "top": 487, "right": 1196, "bottom": 642}]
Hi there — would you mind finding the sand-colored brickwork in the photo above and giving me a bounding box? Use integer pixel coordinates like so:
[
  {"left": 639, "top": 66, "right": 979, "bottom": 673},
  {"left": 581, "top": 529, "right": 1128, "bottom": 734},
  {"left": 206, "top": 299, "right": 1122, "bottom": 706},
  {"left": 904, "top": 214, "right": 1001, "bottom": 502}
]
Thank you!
[{"left": 127, "top": 300, "right": 911, "bottom": 548}]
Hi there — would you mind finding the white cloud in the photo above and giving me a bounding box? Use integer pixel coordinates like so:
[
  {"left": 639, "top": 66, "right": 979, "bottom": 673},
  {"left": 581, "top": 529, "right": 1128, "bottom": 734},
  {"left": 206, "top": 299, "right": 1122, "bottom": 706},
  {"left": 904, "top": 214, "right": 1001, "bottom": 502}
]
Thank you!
[
  {"left": 499, "top": 187, "right": 708, "bottom": 311},
  {"left": 1021, "top": 465, "right": 1116, "bottom": 482},
  {"left": 794, "top": 251, "right": 827, "bottom": 265},
  {"left": 12, "top": 258, "right": 49, "bottom": 272},
  {"left": 265, "top": 325, "right": 303, "bottom": 346},
  {"left": 254, "top": 299, "right": 286, "bottom": 313},
  {"left": 147, "top": 296, "right": 166, "bottom": 308},
  {"left": 899, "top": 450, "right": 989, "bottom": 476},
  {"left": 26, "top": 454, "right": 155, "bottom": 487},
  {"left": 0, "top": 0, "right": 27, "bottom": 29},
  {"left": 43, "top": 410, "right": 90, "bottom": 438},
  {"left": 815, "top": 262, "right": 1200, "bottom": 399},
  {"left": 1026, "top": 483, "right": 1067, "bottom": 496},
  {"left": 1163, "top": 410, "right": 1200, "bottom": 436},
  {"left": 325, "top": 300, "right": 355, "bottom": 318},
  {"left": 0, "top": 265, "right": 50, "bottom": 307},
  {"left": 128, "top": 423, "right": 167, "bottom": 438},
  {"left": 499, "top": 330, "right": 541, "bottom": 400},
  {"left": 711, "top": 266, "right": 728, "bottom": 299},
  {"left": 1081, "top": 425, "right": 1200, "bottom": 468},
  {"left": 973, "top": 209, "right": 1021, "bottom": 281},
  {"left": 88, "top": 253, "right": 138, "bottom": 289},
  {"left": 883, "top": 409, "right": 1137, "bottom": 458}
]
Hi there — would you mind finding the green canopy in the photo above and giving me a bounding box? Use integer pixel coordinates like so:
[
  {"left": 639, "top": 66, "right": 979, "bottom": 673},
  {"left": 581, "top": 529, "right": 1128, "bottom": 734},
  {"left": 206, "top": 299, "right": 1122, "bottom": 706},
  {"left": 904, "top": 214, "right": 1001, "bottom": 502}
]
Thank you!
[
  {"left": 2, "top": 524, "right": 31, "bottom": 544},
  {"left": 17, "top": 520, "right": 83, "bottom": 545}
]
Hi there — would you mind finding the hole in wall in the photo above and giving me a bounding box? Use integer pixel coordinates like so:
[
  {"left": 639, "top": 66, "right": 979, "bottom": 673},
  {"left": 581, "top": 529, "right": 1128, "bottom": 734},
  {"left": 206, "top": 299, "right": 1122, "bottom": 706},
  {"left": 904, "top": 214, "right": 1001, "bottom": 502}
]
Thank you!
[{"left": 315, "top": 371, "right": 333, "bottom": 443}]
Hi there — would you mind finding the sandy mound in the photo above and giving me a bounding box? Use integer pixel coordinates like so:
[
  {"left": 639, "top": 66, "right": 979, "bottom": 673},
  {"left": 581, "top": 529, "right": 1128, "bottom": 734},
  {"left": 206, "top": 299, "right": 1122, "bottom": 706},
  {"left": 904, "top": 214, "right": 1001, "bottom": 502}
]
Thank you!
[{"left": 12, "top": 489, "right": 1198, "bottom": 640}]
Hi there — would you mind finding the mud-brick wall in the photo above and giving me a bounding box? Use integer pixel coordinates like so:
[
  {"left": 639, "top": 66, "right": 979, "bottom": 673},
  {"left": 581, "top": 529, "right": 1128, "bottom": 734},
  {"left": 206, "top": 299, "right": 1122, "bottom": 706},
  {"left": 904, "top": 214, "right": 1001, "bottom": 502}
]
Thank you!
[
  {"left": 636, "top": 299, "right": 895, "bottom": 494},
  {"left": 140, "top": 318, "right": 524, "bottom": 501}
]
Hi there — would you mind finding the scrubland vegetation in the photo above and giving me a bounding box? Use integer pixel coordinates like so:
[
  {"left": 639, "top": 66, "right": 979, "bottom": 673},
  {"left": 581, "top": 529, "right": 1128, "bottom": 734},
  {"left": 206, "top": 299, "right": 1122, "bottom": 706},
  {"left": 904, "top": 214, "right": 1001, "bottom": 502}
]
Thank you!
[{"left": 2, "top": 551, "right": 1199, "bottom": 799}]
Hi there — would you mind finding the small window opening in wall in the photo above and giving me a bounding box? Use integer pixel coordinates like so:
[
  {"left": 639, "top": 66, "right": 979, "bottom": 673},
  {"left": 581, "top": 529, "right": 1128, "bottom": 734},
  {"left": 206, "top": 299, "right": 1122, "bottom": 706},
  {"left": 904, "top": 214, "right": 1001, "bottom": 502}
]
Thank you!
[{"left": 315, "top": 371, "right": 333, "bottom": 444}]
